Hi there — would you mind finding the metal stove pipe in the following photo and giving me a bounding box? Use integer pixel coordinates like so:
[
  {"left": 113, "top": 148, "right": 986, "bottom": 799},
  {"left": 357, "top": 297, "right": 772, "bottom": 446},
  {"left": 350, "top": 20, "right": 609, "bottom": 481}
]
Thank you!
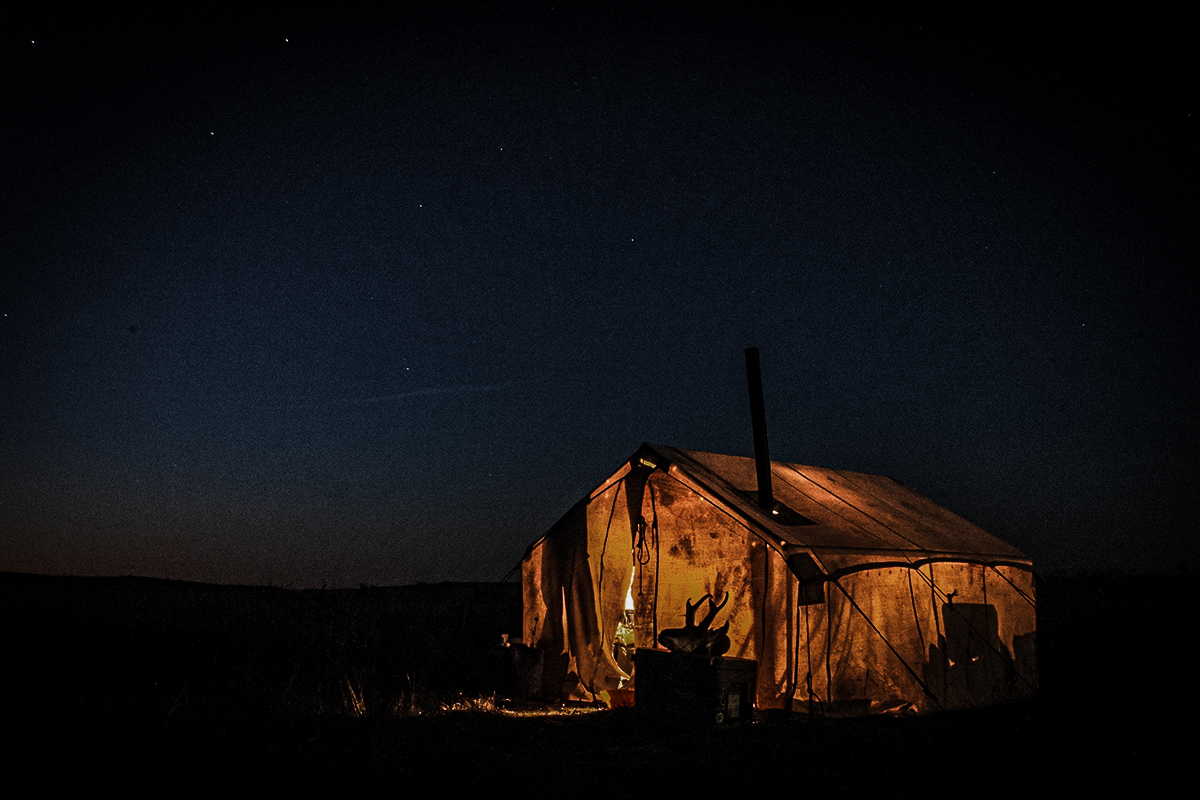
[{"left": 744, "top": 347, "right": 773, "bottom": 512}]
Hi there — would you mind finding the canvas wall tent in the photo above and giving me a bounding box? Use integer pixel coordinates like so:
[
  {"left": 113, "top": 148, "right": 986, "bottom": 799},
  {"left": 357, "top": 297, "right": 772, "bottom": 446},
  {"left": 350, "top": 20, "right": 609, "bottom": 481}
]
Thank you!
[{"left": 521, "top": 443, "right": 1037, "bottom": 714}]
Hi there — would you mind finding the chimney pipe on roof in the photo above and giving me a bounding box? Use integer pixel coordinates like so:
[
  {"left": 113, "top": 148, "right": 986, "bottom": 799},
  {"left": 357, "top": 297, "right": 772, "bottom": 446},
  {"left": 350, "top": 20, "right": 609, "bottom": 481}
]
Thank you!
[{"left": 744, "top": 347, "right": 774, "bottom": 512}]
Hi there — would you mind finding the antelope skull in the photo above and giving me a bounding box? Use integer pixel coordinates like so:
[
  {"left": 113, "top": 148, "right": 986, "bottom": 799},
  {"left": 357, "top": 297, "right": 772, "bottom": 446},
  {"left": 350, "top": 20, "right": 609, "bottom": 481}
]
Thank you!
[{"left": 657, "top": 592, "right": 731, "bottom": 656}]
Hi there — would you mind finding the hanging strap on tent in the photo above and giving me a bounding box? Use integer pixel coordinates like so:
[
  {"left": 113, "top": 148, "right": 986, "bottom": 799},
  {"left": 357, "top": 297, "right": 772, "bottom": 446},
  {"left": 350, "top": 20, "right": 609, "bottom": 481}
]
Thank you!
[
  {"left": 633, "top": 516, "right": 649, "bottom": 565},
  {"left": 647, "top": 480, "right": 662, "bottom": 644},
  {"left": 824, "top": 586, "right": 833, "bottom": 708},
  {"left": 788, "top": 592, "right": 804, "bottom": 713},
  {"left": 596, "top": 478, "right": 625, "bottom": 639},
  {"left": 906, "top": 566, "right": 927, "bottom": 655},
  {"left": 931, "top": 563, "right": 947, "bottom": 699},
  {"left": 803, "top": 601, "right": 818, "bottom": 713},
  {"left": 761, "top": 530, "right": 771, "bottom": 682}
]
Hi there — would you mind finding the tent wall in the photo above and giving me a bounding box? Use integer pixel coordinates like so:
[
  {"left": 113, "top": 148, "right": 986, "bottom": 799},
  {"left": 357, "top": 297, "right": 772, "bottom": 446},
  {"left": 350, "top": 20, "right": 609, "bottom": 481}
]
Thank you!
[
  {"left": 631, "top": 470, "right": 785, "bottom": 705},
  {"left": 790, "top": 563, "right": 1037, "bottom": 712}
]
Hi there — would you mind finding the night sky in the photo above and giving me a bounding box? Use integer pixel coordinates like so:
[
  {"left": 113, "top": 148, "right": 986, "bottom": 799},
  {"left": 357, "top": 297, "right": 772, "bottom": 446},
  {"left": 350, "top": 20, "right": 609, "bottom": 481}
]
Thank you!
[{"left": 3, "top": 3, "right": 1195, "bottom": 587}]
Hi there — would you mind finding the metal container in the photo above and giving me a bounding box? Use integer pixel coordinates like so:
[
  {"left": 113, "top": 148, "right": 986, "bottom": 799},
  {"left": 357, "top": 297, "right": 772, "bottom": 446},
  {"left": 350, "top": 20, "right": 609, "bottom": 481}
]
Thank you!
[{"left": 635, "top": 649, "right": 757, "bottom": 725}]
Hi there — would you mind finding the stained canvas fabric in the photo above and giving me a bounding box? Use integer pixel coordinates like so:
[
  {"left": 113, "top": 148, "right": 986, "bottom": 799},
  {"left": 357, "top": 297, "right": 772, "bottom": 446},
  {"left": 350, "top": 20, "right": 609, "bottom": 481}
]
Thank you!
[{"left": 521, "top": 444, "right": 1036, "bottom": 713}]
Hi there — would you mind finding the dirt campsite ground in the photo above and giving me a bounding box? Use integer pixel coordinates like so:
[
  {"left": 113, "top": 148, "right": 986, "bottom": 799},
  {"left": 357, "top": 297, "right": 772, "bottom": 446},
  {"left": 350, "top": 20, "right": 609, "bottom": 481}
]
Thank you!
[{"left": 1, "top": 571, "right": 1185, "bottom": 793}]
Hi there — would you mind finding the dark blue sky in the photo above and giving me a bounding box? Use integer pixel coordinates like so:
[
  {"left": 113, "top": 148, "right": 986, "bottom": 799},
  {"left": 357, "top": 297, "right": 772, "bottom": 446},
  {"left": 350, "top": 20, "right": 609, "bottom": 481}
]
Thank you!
[{"left": 3, "top": 3, "right": 1195, "bottom": 586}]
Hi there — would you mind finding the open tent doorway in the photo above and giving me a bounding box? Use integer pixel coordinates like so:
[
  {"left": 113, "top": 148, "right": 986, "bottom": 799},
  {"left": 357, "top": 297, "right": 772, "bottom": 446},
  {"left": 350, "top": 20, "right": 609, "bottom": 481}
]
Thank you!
[{"left": 613, "top": 577, "right": 636, "bottom": 683}]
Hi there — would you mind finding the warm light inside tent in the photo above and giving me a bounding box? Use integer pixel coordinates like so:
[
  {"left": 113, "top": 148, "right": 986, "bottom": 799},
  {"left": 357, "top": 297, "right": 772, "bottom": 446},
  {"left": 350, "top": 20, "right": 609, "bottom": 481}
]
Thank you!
[{"left": 613, "top": 569, "right": 637, "bottom": 685}]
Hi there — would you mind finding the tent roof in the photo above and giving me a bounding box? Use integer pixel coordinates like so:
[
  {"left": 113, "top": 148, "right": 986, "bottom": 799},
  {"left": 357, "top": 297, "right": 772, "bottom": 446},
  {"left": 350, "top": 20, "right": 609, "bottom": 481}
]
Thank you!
[{"left": 632, "top": 443, "right": 1031, "bottom": 576}]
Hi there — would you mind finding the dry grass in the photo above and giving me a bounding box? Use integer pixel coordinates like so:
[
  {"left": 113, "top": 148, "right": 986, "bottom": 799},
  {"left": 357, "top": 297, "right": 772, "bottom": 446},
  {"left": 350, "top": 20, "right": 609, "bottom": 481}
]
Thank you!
[{"left": 1, "top": 571, "right": 1188, "bottom": 793}]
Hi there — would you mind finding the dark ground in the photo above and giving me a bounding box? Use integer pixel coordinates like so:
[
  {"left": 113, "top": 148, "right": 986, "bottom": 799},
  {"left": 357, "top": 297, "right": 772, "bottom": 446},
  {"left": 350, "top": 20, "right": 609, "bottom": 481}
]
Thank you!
[{"left": 2, "top": 571, "right": 1186, "bottom": 793}]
